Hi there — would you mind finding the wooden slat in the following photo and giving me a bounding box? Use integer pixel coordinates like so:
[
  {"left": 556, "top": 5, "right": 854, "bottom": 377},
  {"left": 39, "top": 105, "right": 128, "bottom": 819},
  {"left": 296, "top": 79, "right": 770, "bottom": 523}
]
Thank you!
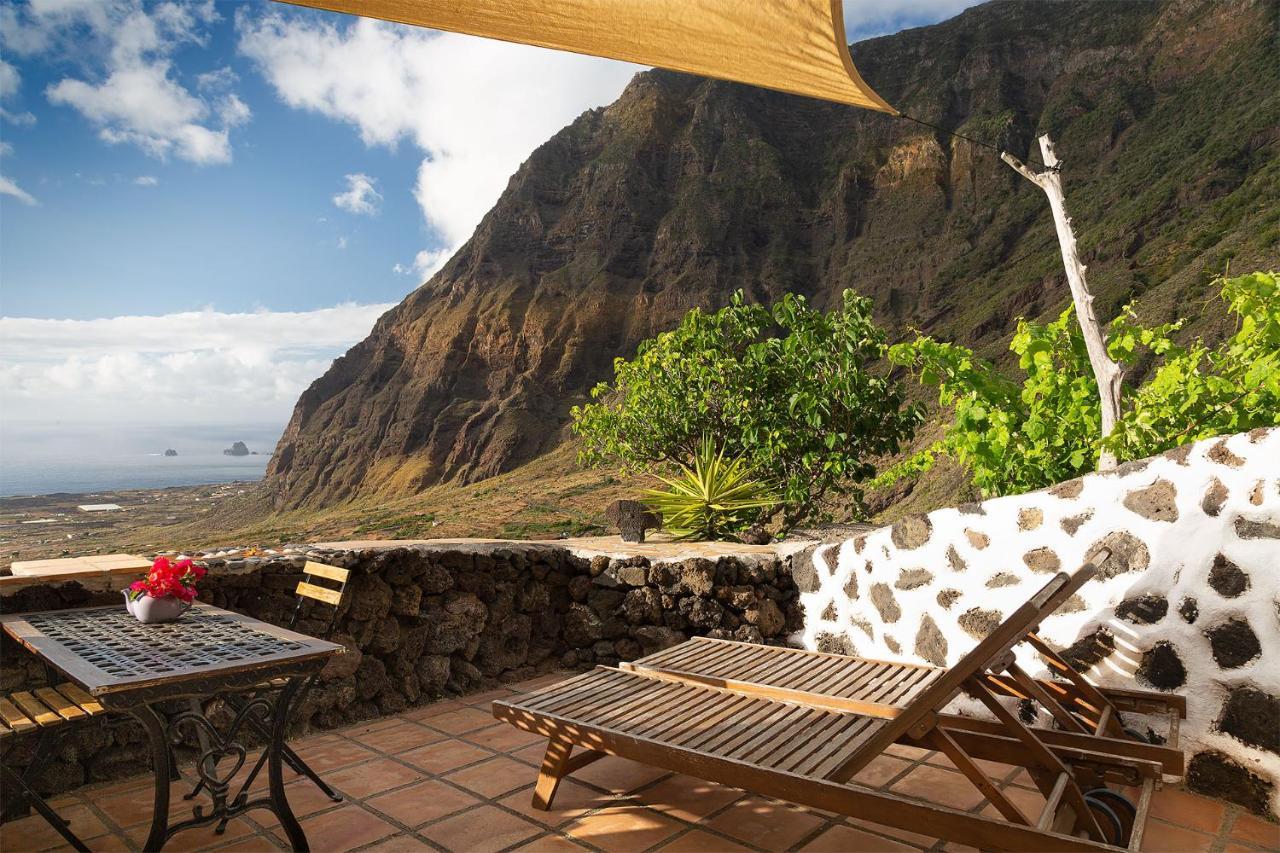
[
  {"left": 303, "top": 561, "right": 350, "bottom": 583},
  {"left": 295, "top": 580, "right": 343, "bottom": 605},
  {"left": 34, "top": 686, "right": 86, "bottom": 721},
  {"left": 0, "top": 696, "right": 36, "bottom": 733},
  {"left": 492, "top": 701, "right": 1113, "bottom": 852},
  {"left": 54, "top": 682, "right": 105, "bottom": 715},
  {"left": 10, "top": 691, "right": 61, "bottom": 727}
]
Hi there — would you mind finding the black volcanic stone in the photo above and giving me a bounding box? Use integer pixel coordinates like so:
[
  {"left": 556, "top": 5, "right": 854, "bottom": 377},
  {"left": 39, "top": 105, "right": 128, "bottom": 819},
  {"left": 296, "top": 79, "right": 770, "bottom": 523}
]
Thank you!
[
  {"left": 1178, "top": 597, "right": 1199, "bottom": 624},
  {"left": 1137, "top": 641, "right": 1186, "bottom": 690},
  {"left": 1217, "top": 687, "right": 1280, "bottom": 754},
  {"left": 1207, "top": 619, "right": 1262, "bottom": 669},
  {"left": 1208, "top": 554, "right": 1250, "bottom": 598},
  {"left": 1115, "top": 594, "right": 1168, "bottom": 625},
  {"left": 1060, "top": 628, "right": 1115, "bottom": 671},
  {"left": 1187, "top": 751, "right": 1274, "bottom": 816}
]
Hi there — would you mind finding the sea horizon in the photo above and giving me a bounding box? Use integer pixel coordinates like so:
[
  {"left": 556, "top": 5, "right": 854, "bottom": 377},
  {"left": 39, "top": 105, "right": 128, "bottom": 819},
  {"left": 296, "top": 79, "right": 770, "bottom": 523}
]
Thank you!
[{"left": 0, "top": 422, "right": 283, "bottom": 498}]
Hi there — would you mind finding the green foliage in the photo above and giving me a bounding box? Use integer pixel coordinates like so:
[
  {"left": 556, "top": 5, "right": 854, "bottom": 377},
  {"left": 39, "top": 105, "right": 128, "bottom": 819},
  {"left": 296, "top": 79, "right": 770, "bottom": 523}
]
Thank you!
[
  {"left": 885, "top": 271, "right": 1280, "bottom": 497},
  {"left": 641, "top": 436, "right": 779, "bottom": 541},
  {"left": 572, "top": 290, "right": 923, "bottom": 527}
]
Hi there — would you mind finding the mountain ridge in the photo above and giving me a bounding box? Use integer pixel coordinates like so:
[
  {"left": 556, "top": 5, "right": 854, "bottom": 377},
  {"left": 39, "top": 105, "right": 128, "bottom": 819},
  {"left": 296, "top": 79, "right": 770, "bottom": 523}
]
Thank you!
[{"left": 265, "top": 0, "right": 1278, "bottom": 511}]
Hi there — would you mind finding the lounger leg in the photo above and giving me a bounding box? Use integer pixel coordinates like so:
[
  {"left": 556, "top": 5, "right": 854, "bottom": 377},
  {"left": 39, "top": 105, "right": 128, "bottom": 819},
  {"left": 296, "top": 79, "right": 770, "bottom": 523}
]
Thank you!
[{"left": 532, "top": 734, "right": 574, "bottom": 810}]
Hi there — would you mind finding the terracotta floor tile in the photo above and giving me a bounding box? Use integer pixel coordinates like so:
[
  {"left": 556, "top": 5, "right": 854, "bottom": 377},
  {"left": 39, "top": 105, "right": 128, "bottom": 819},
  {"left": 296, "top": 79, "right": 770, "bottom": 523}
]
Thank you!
[
  {"left": 1148, "top": 787, "right": 1227, "bottom": 834},
  {"left": 884, "top": 744, "right": 932, "bottom": 762},
  {"left": 323, "top": 758, "right": 425, "bottom": 799},
  {"left": 419, "top": 804, "right": 541, "bottom": 853},
  {"left": 444, "top": 756, "right": 536, "bottom": 799},
  {"left": 845, "top": 818, "right": 939, "bottom": 850},
  {"left": 461, "top": 687, "right": 518, "bottom": 706},
  {"left": 634, "top": 774, "right": 744, "bottom": 823},
  {"left": 365, "top": 778, "right": 481, "bottom": 827},
  {"left": 291, "top": 740, "right": 377, "bottom": 773},
  {"left": 253, "top": 779, "right": 345, "bottom": 828},
  {"left": 512, "top": 832, "right": 592, "bottom": 851},
  {"left": 125, "top": 816, "right": 255, "bottom": 852},
  {"left": 978, "top": 784, "right": 1046, "bottom": 822},
  {"left": 296, "top": 804, "right": 398, "bottom": 849},
  {"left": 360, "top": 833, "right": 438, "bottom": 851},
  {"left": 703, "top": 796, "right": 825, "bottom": 852},
  {"left": 499, "top": 780, "right": 620, "bottom": 827},
  {"left": 800, "top": 824, "right": 922, "bottom": 851},
  {"left": 511, "top": 742, "right": 552, "bottom": 766},
  {"left": 350, "top": 722, "right": 445, "bottom": 755},
  {"left": 54, "top": 832, "right": 135, "bottom": 853},
  {"left": 570, "top": 757, "right": 672, "bottom": 795},
  {"left": 1139, "top": 819, "right": 1214, "bottom": 852},
  {"left": 464, "top": 723, "right": 546, "bottom": 753},
  {"left": 0, "top": 801, "right": 111, "bottom": 851},
  {"left": 212, "top": 836, "right": 285, "bottom": 852},
  {"left": 1226, "top": 844, "right": 1267, "bottom": 853},
  {"left": 399, "top": 738, "right": 493, "bottom": 774},
  {"left": 1230, "top": 812, "right": 1280, "bottom": 847},
  {"left": 420, "top": 706, "right": 498, "bottom": 735},
  {"left": 97, "top": 779, "right": 190, "bottom": 827},
  {"left": 656, "top": 828, "right": 753, "bottom": 851},
  {"left": 889, "top": 764, "right": 986, "bottom": 812},
  {"left": 851, "top": 754, "right": 915, "bottom": 789},
  {"left": 402, "top": 700, "right": 468, "bottom": 721},
  {"left": 563, "top": 805, "right": 684, "bottom": 853}
]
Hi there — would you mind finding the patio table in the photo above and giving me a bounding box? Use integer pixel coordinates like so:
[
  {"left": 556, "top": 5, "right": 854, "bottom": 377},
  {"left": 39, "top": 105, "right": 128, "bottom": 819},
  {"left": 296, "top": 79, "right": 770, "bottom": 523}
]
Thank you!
[{"left": 0, "top": 603, "right": 343, "bottom": 851}]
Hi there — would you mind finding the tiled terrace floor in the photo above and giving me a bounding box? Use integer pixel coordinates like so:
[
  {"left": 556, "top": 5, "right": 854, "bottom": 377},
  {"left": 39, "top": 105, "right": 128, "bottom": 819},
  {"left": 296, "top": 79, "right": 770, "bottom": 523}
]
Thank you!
[{"left": 3, "top": 674, "right": 1276, "bottom": 853}]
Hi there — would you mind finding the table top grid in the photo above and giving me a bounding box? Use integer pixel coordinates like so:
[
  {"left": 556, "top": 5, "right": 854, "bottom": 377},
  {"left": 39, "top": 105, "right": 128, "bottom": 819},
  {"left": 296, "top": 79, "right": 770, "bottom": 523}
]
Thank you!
[{"left": 0, "top": 603, "right": 342, "bottom": 696}]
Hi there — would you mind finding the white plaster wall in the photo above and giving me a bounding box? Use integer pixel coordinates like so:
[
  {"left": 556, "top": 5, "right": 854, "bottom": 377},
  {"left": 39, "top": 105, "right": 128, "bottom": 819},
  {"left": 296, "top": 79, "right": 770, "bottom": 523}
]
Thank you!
[{"left": 799, "top": 428, "right": 1280, "bottom": 814}]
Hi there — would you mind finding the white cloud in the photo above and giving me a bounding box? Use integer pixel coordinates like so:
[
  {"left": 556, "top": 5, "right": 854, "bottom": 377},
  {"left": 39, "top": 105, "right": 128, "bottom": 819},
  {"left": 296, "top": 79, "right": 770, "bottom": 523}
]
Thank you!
[
  {"left": 332, "top": 172, "right": 381, "bottom": 216},
  {"left": 0, "top": 302, "right": 394, "bottom": 424},
  {"left": 5, "top": 1, "right": 247, "bottom": 164},
  {"left": 394, "top": 247, "right": 450, "bottom": 279},
  {"left": 0, "top": 175, "right": 37, "bottom": 205},
  {"left": 238, "top": 11, "right": 637, "bottom": 277},
  {"left": 336, "top": 235, "right": 347, "bottom": 249},
  {"left": 842, "top": 0, "right": 983, "bottom": 41},
  {"left": 0, "top": 141, "right": 12, "bottom": 157},
  {"left": 134, "top": 174, "right": 158, "bottom": 186},
  {"left": 0, "top": 57, "right": 36, "bottom": 125}
]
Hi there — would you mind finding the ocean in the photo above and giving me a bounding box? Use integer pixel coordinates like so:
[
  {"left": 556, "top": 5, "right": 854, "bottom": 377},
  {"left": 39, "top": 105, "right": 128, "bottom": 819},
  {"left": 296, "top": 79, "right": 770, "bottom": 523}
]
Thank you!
[{"left": 0, "top": 423, "right": 282, "bottom": 497}]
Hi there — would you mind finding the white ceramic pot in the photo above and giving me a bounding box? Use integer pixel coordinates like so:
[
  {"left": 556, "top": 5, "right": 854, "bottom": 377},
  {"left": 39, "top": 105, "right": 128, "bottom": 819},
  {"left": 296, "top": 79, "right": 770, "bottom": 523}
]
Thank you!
[{"left": 124, "top": 592, "right": 189, "bottom": 624}]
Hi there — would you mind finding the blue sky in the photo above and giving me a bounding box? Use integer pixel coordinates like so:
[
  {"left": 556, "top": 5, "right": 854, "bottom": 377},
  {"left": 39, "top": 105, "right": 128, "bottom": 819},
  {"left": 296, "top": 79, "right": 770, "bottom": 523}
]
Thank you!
[{"left": 0, "top": 0, "right": 980, "bottom": 427}]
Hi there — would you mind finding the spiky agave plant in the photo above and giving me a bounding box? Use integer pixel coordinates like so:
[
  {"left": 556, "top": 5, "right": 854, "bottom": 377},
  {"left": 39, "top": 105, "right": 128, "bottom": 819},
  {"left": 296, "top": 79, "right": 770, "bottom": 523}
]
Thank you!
[{"left": 641, "top": 435, "right": 779, "bottom": 541}]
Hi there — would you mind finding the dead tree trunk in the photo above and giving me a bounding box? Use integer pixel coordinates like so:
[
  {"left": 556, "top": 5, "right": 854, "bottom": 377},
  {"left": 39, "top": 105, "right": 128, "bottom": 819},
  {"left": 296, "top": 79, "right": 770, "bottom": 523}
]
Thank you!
[{"left": 1002, "top": 134, "right": 1122, "bottom": 471}]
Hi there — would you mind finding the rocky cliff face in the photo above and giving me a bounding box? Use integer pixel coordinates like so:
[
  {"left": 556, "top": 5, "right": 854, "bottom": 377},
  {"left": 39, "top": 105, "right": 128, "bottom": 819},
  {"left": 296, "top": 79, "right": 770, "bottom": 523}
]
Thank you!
[{"left": 266, "top": 0, "right": 1278, "bottom": 510}]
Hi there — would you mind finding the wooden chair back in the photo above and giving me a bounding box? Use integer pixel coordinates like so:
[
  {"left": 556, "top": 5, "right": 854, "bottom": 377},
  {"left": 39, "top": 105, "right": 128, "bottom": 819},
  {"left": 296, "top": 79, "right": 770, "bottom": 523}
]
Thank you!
[
  {"left": 827, "top": 558, "right": 1104, "bottom": 781},
  {"left": 290, "top": 561, "right": 350, "bottom": 639}
]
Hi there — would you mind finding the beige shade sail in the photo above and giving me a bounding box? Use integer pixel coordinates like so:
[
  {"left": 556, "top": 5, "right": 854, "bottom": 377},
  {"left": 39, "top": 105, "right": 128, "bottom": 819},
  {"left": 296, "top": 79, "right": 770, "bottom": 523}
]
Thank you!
[{"left": 279, "top": 0, "right": 897, "bottom": 113}]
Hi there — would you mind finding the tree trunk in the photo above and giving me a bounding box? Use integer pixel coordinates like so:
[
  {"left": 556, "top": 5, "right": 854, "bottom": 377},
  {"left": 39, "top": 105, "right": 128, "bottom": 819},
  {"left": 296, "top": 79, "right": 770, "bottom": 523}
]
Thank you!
[{"left": 1002, "top": 134, "right": 1123, "bottom": 470}]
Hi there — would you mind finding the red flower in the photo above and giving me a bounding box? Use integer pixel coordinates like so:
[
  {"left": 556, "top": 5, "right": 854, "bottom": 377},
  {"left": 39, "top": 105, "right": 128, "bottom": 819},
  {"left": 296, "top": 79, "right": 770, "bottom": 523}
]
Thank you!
[{"left": 130, "top": 556, "right": 206, "bottom": 602}]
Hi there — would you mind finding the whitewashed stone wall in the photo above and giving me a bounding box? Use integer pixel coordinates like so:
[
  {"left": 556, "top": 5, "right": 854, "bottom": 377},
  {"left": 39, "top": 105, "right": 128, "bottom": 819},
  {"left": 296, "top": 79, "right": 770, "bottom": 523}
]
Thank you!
[{"left": 795, "top": 428, "right": 1279, "bottom": 815}]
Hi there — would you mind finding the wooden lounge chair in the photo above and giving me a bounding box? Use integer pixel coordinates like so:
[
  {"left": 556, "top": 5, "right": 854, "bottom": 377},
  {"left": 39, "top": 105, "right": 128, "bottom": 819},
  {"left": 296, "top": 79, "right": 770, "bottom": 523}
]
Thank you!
[{"left": 493, "top": 562, "right": 1185, "bottom": 851}]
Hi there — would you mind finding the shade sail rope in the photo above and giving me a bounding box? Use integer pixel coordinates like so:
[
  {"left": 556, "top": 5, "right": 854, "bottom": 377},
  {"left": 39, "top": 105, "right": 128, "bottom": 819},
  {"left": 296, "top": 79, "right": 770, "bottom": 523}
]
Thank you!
[{"left": 895, "top": 112, "right": 1062, "bottom": 172}]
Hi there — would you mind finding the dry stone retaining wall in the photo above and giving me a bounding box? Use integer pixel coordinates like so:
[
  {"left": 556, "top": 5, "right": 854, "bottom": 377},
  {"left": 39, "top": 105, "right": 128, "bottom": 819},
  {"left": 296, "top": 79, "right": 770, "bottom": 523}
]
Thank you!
[
  {"left": 795, "top": 428, "right": 1280, "bottom": 815},
  {"left": 0, "top": 543, "right": 798, "bottom": 807}
]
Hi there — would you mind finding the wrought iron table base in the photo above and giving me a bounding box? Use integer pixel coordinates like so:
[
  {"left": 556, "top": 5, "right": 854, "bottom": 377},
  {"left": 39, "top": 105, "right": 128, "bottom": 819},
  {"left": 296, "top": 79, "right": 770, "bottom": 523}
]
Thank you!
[
  {"left": 1, "top": 728, "right": 91, "bottom": 853},
  {"left": 128, "top": 677, "right": 310, "bottom": 851}
]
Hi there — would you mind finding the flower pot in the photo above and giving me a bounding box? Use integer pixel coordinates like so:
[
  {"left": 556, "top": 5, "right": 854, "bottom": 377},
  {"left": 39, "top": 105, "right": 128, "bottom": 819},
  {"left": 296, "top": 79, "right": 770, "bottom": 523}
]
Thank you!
[{"left": 124, "top": 592, "right": 190, "bottom": 624}]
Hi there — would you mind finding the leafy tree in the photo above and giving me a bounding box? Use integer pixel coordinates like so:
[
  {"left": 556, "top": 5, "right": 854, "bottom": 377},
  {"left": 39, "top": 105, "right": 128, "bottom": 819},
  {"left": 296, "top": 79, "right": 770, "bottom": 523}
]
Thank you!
[
  {"left": 572, "top": 290, "right": 923, "bottom": 528},
  {"left": 641, "top": 435, "right": 779, "bottom": 541},
  {"left": 883, "top": 271, "right": 1280, "bottom": 497}
]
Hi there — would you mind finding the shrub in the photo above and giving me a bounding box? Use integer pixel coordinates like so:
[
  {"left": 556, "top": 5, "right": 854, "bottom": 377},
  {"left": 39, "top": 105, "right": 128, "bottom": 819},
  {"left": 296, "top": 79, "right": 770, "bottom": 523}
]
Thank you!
[
  {"left": 572, "top": 290, "right": 922, "bottom": 528},
  {"left": 641, "top": 435, "right": 778, "bottom": 541},
  {"left": 883, "top": 270, "right": 1280, "bottom": 497}
]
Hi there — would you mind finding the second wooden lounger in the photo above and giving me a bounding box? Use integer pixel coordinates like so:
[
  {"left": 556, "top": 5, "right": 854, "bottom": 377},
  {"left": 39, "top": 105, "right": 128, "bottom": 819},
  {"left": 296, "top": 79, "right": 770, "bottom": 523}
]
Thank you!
[{"left": 493, "top": 562, "right": 1184, "bottom": 851}]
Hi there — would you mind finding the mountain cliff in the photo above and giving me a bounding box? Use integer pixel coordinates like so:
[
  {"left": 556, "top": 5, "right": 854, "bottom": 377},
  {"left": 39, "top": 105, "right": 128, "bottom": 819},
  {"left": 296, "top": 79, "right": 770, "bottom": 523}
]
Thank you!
[{"left": 265, "top": 0, "right": 1278, "bottom": 510}]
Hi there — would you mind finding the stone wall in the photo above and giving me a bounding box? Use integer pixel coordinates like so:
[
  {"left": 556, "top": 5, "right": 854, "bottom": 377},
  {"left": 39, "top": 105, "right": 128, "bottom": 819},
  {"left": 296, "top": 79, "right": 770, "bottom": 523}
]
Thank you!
[
  {"left": 0, "top": 543, "right": 798, "bottom": 806},
  {"left": 795, "top": 428, "right": 1280, "bottom": 816}
]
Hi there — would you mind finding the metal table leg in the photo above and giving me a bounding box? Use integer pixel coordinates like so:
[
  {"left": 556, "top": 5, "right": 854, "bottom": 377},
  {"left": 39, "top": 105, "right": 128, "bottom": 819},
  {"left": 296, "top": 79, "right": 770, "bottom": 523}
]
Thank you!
[{"left": 127, "top": 677, "right": 311, "bottom": 851}]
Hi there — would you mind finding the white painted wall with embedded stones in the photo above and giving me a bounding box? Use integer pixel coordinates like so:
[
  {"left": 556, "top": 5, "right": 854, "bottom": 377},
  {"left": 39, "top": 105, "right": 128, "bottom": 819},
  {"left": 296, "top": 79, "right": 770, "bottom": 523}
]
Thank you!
[{"left": 796, "top": 428, "right": 1280, "bottom": 815}]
